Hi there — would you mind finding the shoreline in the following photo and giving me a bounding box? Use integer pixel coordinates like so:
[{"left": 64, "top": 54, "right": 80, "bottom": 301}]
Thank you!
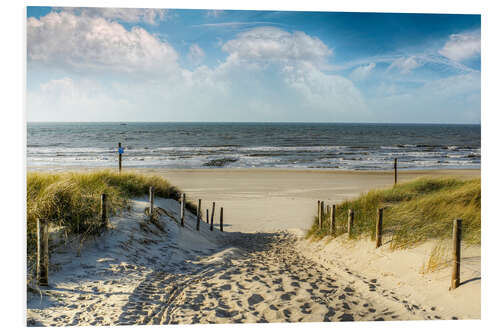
[{"left": 27, "top": 165, "right": 481, "bottom": 174}]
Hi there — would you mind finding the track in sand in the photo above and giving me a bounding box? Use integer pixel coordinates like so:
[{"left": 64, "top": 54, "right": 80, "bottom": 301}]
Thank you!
[{"left": 27, "top": 198, "right": 446, "bottom": 326}]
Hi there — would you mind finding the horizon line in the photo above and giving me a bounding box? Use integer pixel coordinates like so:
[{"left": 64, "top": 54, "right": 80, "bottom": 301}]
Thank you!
[{"left": 26, "top": 121, "right": 481, "bottom": 125}]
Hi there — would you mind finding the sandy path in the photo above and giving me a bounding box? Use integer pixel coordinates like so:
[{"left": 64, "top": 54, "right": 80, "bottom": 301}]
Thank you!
[
  {"left": 27, "top": 198, "right": 448, "bottom": 326},
  {"left": 123, "top": 232, "right": 439, "bottom": 325}
]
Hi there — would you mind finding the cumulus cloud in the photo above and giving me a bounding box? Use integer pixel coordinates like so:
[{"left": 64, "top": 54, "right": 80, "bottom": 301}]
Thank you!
[
  {"left": 221, "top": 27, "right": 332, "bottom": 67},
  {"left": 388, "top": 56, "right": 420, "bottom": 74},
  {"left": 56, "top": 7, "right": 167, "bottom": 25},
  {"left": 439, "top": 30, "right": 481, "bottom": 62},
  {"left": 27, "top": 77, "right": 136, "bottom": 121},
  {"left": 350, "top": 62, "right": 376, "bottom": 81},
  {"left": 27, "top": 20, "right": 367, "bottom": 121},
  {"left": 27, "top": 11, "right": 178, "bottom": 73},
  {"left": 187, "top": 44, "right": 205, "bottom": 66},
  {"left": 283, "top": 62, "right": 367, "bottom": 115}
]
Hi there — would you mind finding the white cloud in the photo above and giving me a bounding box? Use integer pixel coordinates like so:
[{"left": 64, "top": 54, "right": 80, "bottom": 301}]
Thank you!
[
  {"left": 27, "top": 11, "right": 179, "bottom": 74},
  {"left": 439, "top": 30, "right": 481, "bottom": 62},
  {"left": 221, "top": 27, "right": 332, "bottom": 67},
  {"left": 350, "top": 62, "right": 376, "bottom": 81},
  {"left": 388, "top": 56, "right": 420, "bottom": 74},
  {"left": 56, "top": 7, "right": 167, "bottom": 25},
  {"left": 187, "top": 44, "right": 205, "bottom": 66},
  {"left": 27, "top": 22, "right": 366, "bottom": 121},
  {"left": 283, "top": 62, "right": 368, "bottom": 115},
  {"left": 369, "top": 72, "right": 480, "bottom": 123},
  {"left": 27, "top": 77, "right": 136, "bottom": 121}
]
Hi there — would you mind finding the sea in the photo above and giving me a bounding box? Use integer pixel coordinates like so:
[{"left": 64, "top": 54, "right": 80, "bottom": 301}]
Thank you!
[{"left": 27, "top": 122, "right": 481, "bottom": 170}]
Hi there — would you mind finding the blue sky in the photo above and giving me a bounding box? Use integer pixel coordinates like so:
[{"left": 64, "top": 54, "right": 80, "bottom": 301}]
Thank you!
[{"left": 27, "top": 7, "right": 481, "bottom": 123}]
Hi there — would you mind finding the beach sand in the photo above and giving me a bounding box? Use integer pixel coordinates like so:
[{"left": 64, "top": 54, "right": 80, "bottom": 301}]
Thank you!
[
  {"left": 138, "top": 168, "right": 480, "bottom": 232},
  {"left": 137, "top": 168, "right": 482, "bottom": 320},
  {"left": 27, "top": 168, "right": 481, "bottom": 325}
]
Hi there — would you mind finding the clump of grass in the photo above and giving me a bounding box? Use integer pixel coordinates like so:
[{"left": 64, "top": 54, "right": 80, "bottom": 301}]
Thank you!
[
  {"left": 27, "top": 170, "right": 197, "bottom": 265},
  {"left": 420, "top": 241, "right": 452, "bottom": 274},
  {"left": 307, "top": 177, "right": 481, "bottom": 249}
]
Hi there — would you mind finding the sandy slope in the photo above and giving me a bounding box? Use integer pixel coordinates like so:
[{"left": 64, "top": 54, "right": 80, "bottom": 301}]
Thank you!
[
  {"left": 27, "top": 196, "right": 473, "bottom": 326},
  {"left": 296, "top": 234, "right": 480, "bottom": 320}
]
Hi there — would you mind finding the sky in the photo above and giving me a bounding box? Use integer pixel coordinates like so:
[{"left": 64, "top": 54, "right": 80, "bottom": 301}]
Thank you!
[{"left": 26, "top": 7, "right": 481, "bottom": 123}]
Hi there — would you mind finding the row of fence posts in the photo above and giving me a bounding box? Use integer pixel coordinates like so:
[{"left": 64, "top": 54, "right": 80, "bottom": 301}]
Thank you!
[
  {"left": 148, "top": 187, "right": 223, "bottom": 232},
  {"left": 35, "top": 188, "right": 224, "bottom": 286},
  {"left": 316, "top": 200, "right": 463, "bottom": 290}
]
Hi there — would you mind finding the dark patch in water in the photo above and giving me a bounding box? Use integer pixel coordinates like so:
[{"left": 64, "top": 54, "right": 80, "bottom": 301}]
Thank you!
[{"left": 202, "top": 158, "right": 239, "bottom": 167}]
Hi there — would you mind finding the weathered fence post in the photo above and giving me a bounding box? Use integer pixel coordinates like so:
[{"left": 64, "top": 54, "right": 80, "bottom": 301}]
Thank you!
[
  {"left": 196, "top": 199, "right": 201, "bottom": 231},
  {"left": 317, "top": 200, "right": 321, "bottom": 226},
  {"left": 220, "top": 207, "right": 224, "bottom": 232},
  {"left": 330, "top": 204, "right": 336, "bottom": 235},
  {"left": 320, "top": 201, "right": 325, "bottom": 228},
  {"left": 100, "top": 193, "right": 107, "bottom": 227},
  {"left": 347, "top": 209, "right": 354, "bottom": 237},
  {"left": 451, "top": 219, "right": 462, "bottom": 290},
  {"left": 37, "top": 218, "right": 49, "bottom": 286},
  {"left": 326, "top": 205, "right": 331, "bottom": 230},
  {"left": 376, "top": 208, "right": 383, "bottom": 248},
  {"left": 394, "top": 158, "right": 398, "bottom": 185},
  {"left": 206, "top": 209, "right": 209, "bottom": 224},
  {"left": 118, "top": 142, "right": 122, "bottom": 173},
  {"left": 210, "top": 202, "right": 215, "bottom": 231},
  {"left": 149, "top": 187, "right": 154, "bottom": 221},
  {"left": 180, "top": 193, "right": 185, "bottom": 227}
]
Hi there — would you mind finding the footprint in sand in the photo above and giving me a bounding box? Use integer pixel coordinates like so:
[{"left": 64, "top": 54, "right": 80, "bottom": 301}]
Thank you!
[{"left": 248, "top": 294, "right": 264, "bottom": 306}]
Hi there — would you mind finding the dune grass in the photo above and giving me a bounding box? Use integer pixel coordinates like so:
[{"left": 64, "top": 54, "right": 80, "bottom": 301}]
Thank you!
[
  {"left": 307, "top": 177, "right": 481, "bottom": 249},
  {"left": 27, "top": 170, "right": 197, "bottom": 265}
]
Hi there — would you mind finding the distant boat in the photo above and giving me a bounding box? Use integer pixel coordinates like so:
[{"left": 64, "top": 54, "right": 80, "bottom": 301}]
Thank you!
[{"left": 120, "top": 123, "right": 127, "bottom": 125}]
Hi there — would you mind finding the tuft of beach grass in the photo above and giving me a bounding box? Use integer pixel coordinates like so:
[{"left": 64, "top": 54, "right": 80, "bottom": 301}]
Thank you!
[
  {"left": 307, "top": 177, "right": 481, "bottom": 250},
  {"left": 26, "top": 169, "right": 197, "bottom": 269}
]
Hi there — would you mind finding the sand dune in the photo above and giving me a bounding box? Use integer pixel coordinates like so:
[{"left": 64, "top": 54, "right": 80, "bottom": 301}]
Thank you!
[{"left": 27, "top": 188, "right": 477, "bottom": 326}]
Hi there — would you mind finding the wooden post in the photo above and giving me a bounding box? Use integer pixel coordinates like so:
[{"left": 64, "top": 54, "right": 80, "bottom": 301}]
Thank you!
[
  {"left": 347, "top": 209, "right": 354, "bottom": 237},
  {"left": 320, "top": 201, "right": 325, "bottom": 228},
  {"left": 394, "top": 158, "right": 398, "bottom": 185},
  {"left": 100, "top": 193, "right": 107, "bottom": 227},
  {"left": 206, "top": 209, "right": 209, "bottom": 224},
  {"left": 118, "top": 142, "right": 122, "bottom": 173},
  {"left": 180, "top": 193, "right": 185, "bottom": 227},
  {"left": 376, "top": 208, "right": 383, "bottom": 248},
  {"left": 326, "top": 205, "right": 331, "bottom": 230},
  {"left": 210, "top": 202, "right": 215, "bottom": 231},
  {"left": 196, "top": 199, "right": 201, "bottom": 231},
  {"left": 37, "top": 218, "right": 49, "bottom": 286},
  {"left": 451, "top": 219, "right": 462, "bottom": 290},
  {"left": 330, "top": 204, "right": 336, "bottom": 235},
  {"left": 220, "top": 207, "right": 224, "bottom": 232},
  {"left": 317, "top": 200, "right": 321, "bottom": 225},
  {"left": 149, "top": 187, "right": 154, "bottom": 221}
]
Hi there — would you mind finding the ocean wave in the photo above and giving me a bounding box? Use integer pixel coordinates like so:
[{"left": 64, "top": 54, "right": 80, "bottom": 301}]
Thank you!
[{"left": 27, "top": 145, "right": 481, "bottom": 170}]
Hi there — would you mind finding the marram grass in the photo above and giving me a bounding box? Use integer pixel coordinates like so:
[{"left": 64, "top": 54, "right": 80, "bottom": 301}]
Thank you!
[
  {"left": 27, "top": 170, "right": 197, "bottom": 262},
  {"left": 307, "top": 177, "right": 481, "bottom": 249}
]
